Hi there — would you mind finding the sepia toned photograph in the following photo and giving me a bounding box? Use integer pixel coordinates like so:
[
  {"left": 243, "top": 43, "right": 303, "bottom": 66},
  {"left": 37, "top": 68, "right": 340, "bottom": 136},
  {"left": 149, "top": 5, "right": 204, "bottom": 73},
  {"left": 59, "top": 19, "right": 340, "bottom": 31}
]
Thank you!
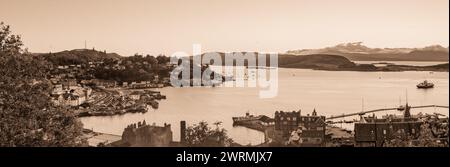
[{"left": 0, "top": 0, "right": 448, "bottom": 149}]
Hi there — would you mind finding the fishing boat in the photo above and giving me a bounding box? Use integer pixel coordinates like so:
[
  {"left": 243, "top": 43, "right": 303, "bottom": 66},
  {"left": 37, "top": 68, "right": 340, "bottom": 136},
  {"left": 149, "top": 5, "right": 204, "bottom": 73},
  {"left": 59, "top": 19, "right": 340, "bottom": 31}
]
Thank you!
[{"left": 417, "top": 80, "right": 434, "bottom": 89}]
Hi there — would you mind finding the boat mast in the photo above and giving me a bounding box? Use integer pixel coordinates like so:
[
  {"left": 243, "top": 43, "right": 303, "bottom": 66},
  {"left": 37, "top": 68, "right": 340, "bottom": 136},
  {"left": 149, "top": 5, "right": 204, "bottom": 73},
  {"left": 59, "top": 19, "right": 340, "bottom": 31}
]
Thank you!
[{"left": 405, "top": 89, "right": 408, "bottom": 105}]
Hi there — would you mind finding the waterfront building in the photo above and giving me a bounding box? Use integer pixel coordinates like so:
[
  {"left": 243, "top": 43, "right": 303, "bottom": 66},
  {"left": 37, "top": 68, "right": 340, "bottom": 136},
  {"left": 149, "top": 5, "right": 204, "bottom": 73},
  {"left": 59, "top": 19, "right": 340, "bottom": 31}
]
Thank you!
[
  {"left": 274, "top": 110, "right": 301, "bottom": 136},
  {"left": 298, "top": 109, "right": 326, "bottom": 146},
  {"left": 51, "top": 86, "right": 92, "bottom": 107},
  {"left": 129, "top": 91, "right": 141, "bottom": 100},
  {"left": 130, "top": 81, "right": 157, "bottom": 89},
  {"left": 92, "top": 79, "right": 117, "bottom": 88},
  {"left": 273, "top": 110, "right": 326, "bottom": 146}
]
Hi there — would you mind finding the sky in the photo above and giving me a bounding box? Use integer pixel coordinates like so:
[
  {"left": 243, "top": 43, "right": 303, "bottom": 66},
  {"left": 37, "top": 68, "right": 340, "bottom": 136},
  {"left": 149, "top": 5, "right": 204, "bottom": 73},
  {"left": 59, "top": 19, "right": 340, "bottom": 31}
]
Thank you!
[{"left": 0, "top": 0, "right": 448, "bottom": 56}]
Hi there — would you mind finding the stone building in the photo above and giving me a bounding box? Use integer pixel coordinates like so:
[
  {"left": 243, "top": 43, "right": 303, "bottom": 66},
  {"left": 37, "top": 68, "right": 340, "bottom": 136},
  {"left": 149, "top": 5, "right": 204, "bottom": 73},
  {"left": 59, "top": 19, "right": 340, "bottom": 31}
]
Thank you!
[
  {"left": 273, "top": 109, "right": 326, "bottom": 146},
  {"left": 121, "top": 121, "right": 173, "bottom": 147},
  {"left": 274, "top": 110, "right": 301, "bottom": 137},
  {"left": 297, "top": 109, "right": 326, "bottom": 146},
  {"left": 354, "top": 104, "right": 422, "bottom": 147}
]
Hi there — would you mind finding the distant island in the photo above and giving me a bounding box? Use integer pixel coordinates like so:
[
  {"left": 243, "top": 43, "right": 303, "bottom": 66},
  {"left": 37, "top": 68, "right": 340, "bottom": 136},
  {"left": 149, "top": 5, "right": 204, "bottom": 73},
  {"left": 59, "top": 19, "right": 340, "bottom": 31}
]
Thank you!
[
  {"left": 193, "top": 52, "right": 449, "bottom": 72},
  {"left": 277, "top": 54, "right": 449, "bottom": 72},
  {"left": 287, "top": 42, "right": 449, "bottom": 62}
]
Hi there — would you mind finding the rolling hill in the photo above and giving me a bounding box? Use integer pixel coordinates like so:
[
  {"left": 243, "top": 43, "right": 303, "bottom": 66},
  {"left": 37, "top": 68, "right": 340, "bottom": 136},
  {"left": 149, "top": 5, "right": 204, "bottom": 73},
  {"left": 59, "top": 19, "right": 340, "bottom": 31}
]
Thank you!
[{"left": 37, "top": 49, "right": 122, "bottom": 65}]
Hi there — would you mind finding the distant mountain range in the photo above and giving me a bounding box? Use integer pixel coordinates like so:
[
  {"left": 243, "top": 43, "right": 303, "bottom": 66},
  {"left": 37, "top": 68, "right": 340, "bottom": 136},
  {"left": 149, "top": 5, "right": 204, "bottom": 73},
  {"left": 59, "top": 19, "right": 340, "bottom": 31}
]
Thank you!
[{"left": 287, "top": 42, "right": 449, "bottom": 61}]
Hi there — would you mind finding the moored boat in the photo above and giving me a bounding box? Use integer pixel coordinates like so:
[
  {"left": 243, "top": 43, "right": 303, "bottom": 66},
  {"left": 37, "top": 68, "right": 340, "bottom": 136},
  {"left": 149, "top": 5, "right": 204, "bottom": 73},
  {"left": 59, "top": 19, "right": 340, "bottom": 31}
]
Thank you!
[{"left": 232, "top": 112, "right": 274, "bottom": 126}]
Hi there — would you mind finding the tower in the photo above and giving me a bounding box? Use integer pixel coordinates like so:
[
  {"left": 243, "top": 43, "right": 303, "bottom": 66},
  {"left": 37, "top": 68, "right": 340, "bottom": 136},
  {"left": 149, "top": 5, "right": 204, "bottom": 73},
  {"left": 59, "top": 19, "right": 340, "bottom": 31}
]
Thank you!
[{"left": 404, "top": 103, "right": 411, "bottom": 118}]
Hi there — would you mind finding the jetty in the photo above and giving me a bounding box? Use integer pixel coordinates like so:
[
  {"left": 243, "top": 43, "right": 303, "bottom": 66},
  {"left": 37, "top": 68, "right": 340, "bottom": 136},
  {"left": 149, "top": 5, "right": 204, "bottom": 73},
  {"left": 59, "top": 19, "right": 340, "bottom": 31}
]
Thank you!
[{"left": 327, "top": 104, "right": 449, "bottom": 120}]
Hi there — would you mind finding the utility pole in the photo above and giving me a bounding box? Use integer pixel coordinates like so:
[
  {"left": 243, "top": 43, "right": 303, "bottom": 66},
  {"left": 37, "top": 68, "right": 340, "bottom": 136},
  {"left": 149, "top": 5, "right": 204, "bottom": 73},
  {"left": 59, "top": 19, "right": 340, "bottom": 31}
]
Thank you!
[{"left": 84, "top": 40, "right": 87, "bottom": 49}]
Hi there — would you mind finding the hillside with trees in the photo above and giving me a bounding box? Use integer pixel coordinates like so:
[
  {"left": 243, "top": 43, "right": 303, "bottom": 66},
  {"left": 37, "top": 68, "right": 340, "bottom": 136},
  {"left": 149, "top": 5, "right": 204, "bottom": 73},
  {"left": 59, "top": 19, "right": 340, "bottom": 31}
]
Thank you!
[
  {"left": 0, "top": 22, "right": 84, "bottom": 146},
  {"left": 38, "top": 48, "right": 174, "bottom": 83},
  {"left": 39, "top": 49, "right": 121, "bottom": 65},
  {"left": 92, "top": 54, "right": 172, "bottom": 83}
]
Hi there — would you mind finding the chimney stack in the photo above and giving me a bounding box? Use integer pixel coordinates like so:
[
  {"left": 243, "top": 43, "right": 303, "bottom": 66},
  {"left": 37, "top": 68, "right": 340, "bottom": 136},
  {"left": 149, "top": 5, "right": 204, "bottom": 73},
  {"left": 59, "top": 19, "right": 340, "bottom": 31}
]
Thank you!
[{"left": 180, "top": 121, "right": 186, "bottom": 144}]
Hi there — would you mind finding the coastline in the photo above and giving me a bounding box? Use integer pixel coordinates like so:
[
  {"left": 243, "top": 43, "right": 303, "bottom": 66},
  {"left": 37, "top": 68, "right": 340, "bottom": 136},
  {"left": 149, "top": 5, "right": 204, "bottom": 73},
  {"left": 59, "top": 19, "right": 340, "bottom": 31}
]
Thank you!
[{"left": 280, "top": 63, "right": 449, "bottom": 72}]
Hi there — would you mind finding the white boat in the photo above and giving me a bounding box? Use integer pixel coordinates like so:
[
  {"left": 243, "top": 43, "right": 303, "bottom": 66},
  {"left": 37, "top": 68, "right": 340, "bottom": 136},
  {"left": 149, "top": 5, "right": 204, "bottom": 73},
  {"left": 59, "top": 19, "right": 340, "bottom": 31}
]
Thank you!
[{"left": 417, "top": 80, "right": 434, "bottom": 89}]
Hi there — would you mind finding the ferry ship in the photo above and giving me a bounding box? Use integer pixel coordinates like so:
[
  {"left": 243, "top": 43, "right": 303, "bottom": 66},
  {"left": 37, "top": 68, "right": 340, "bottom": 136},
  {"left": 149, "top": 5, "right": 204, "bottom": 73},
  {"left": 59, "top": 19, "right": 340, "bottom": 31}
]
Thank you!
[
  {"left": 232, "top": 112, "right": 273, "bottom": 126},
  {"left": 417, "top": 80, "right": 434, "bottom": 89}
]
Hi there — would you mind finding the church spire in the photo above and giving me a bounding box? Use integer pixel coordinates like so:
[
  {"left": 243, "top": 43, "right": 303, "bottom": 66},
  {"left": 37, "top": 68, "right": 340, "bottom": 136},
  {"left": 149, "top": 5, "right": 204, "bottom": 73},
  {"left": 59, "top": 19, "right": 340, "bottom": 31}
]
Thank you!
[{"left": 312, "top": 108, "right": 317, "bottom": 116}]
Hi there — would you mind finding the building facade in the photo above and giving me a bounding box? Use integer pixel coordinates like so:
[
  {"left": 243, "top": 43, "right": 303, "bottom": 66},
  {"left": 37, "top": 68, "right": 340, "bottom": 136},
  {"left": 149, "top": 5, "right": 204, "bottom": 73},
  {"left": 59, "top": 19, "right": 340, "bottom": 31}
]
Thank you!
[
  {"left": 121, "top": 121, "right": 173, "bottom": 147},
  {"left": 273, "top": 110, "right": 326, "bottom": 146},
  {"left": 354, "top": 105, "right": 422, "bottom": 147}
]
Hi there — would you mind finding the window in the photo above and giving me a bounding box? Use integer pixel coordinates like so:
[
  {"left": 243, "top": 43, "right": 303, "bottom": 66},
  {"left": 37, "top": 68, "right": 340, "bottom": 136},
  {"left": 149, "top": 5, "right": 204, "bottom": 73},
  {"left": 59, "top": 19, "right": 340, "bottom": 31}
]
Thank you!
[
  {"left": 317, "top": 127, "right": 323, "bottom": 131},
  {"left": 287, "top": 117, "right": 291, "bottom": 121},
  {"left": 383, "top": 130, "right": 387, "bottom": 135},
  {"left": 293, "top": 117, "right": 297, "bottom": 121},
  {"left": 412, "top": 129, "right": 415, "bottom": 134}
]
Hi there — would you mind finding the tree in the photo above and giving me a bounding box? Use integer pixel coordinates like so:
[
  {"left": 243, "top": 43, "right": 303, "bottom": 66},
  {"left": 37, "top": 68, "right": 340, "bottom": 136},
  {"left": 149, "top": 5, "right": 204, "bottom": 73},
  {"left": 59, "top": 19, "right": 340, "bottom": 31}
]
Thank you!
[
  {"left": 184, "top": 121, "right": 233, "bottom": 147},
  {"left": 156, "top": 54, "right": 170, "bottom": 64},
  {"left": 0, "top": 22, "right": 24, "bottom": 55},
  {"left": 144, "top": 54, "right": 158, "bottom": 65},
  {"left": 383, "top": 115, "right": 448, "bottom": 147},
  {"left": 0, "top": 22, "right": 84, "bottom": 146}
]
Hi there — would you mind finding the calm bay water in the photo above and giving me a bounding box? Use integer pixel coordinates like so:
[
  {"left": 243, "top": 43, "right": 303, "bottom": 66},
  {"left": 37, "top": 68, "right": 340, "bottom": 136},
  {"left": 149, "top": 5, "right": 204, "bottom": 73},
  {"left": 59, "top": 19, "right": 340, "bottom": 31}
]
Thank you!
[
  {"left": 81, "top": 64, "right": 449, "bottom": 145},
  {"left": 354, "top": 61, "right": 449, "bottom": 67}
]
